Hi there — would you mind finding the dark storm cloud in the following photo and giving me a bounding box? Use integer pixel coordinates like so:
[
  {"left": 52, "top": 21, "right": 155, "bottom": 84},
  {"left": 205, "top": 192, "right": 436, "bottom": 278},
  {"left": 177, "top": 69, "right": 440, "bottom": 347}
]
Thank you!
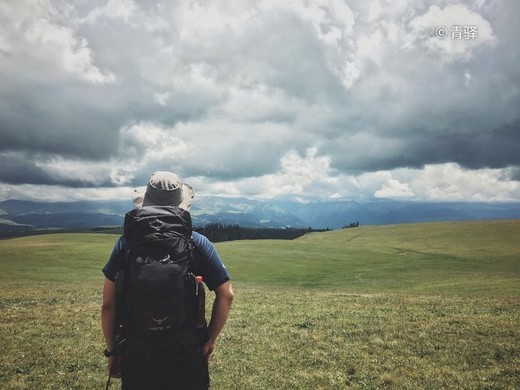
[
  {"left": 0, "top": 82, "right": 120, "bottom": 160},
  {"left": 0, "top": 153, "right": 55, "bottom": 185},
  {"left": 417, "top": 119, "right": 520, "bottom": 170},
  {"left": 0, "top": 151, "right": 114, "bottom": 187}
]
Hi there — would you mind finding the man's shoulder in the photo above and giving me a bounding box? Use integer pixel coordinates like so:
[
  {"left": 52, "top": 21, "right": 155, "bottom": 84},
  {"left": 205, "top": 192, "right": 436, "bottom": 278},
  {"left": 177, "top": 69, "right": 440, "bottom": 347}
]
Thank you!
[
  {"left": 115, "top": 235, "right": 126, "bottom": 251},
  {"left": 192, "top": 231, "right": 210, "bottom": 245},
  {"left": 191, "top": 231, "right": 217, "bottom": 258}
]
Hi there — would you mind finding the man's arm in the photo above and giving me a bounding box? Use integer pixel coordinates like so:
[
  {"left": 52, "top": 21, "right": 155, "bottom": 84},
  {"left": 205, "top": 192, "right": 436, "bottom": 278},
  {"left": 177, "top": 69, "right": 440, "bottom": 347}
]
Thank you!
[
  {"left": 101, "top": 278, "right": 120, "bottom": 377},
  {"left": 202, "top": 280, "right": 234, "bottom": 363}
]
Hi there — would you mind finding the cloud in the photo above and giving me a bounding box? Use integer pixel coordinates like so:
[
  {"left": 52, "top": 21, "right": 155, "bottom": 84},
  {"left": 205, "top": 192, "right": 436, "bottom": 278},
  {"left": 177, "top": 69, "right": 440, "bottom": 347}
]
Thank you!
[
  {"left": 0, "top": 0, "right": 519, "bottom": 203},
  {"left": 0, "top": 0, "right": 115, "bottom": 84},
  {"left": 82, "top": 0, "right": 136, "bottom": 24},
  {"left": 409, "top": 4, "right": 496, "bottom": 62},
  {"left": 373, "top": 172, "right": 415, "bottom": 199},
  {"left": 257, "top": 148, "right": 338, "bottom": 197},
  {"left": 394, "top": 163, "right": 520, "bottom": 202},
  {"left": 0, "top": 183, "right": 132, "bottom": 203},
  {"left": 184, "top": 152, "right": 520, "bottom": 203}
]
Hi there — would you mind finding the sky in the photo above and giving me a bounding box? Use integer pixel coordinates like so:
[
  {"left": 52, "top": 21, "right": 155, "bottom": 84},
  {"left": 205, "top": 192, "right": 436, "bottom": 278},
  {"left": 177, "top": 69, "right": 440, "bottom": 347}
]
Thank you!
[{"left": 1, "top": 0, "right": 519, "bottom": 203}]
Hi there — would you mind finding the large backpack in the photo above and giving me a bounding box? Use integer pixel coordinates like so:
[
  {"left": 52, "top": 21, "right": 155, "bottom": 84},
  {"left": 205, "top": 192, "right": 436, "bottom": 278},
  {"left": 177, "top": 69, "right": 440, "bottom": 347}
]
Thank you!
[{"left": 116, "top": 205, "right": 204, "bottom": 345}]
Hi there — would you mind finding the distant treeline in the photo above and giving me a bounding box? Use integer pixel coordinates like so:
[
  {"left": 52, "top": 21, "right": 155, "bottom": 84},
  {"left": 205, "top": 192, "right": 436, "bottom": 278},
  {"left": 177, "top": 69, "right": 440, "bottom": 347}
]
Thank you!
[
  {"left": 1, "top": 222, "right": 356, "bottom": 241},
  {"left": 197, "top": 222, "right": 329, "bottom": 242},
  {"left": 342, "top": 221, "right": 360, "bottom": 229}
]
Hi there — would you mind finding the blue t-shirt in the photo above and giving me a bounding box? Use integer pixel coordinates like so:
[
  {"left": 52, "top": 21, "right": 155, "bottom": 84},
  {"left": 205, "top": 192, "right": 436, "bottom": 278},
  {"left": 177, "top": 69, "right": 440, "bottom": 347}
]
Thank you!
[{"left": 102, "top": 231, "right": 231, "bottom": 291}]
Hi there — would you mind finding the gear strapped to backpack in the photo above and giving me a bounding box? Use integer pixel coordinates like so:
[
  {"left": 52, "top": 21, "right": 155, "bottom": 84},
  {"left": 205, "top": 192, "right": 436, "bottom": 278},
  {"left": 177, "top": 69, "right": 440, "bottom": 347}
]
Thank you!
[{"left": 115, "top": 205, "right": 206, "bottom": 349}]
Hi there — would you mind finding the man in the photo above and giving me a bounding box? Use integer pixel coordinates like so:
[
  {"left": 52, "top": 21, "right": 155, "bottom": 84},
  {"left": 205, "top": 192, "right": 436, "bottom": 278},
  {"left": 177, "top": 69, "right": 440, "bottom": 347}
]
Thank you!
[{"left": 101, "top": 171, "right": 233, "bottom": 389}]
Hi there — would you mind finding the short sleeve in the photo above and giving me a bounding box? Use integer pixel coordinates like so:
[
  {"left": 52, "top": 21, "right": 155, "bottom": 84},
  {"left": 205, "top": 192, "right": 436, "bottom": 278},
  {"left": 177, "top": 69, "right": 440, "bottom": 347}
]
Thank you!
[
  {"left": 102, "top": 236, "right": 125, "bottom": 282},
  {"left": 192, "top": 232, "right": 231, "bottom": 291}
]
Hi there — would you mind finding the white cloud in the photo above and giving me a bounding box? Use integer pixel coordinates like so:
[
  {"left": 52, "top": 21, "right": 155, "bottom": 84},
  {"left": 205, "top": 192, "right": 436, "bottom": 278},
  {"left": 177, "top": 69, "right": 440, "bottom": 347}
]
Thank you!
[
  {"left": 409, "top": 4, "right": 496, "bottom": 62},
  {"left": 83, "top": 0, "right": 136, "bottom": 23},
  {"left": 119, "top": 122, "right": 193, "bottom": 164},
  {"left": 262, "top": 0, "right": 355, "bottom": 42},
  {"left": 410, "top": 163, "right": 520, "bottom": 202},
  {"left": 365, "top": 163, "right": 520, "bottom": 202},
  {"left": 170, "top": 161, "right": 520, "bottom": 202},
  {"left": 0, "top": 0, "right": 115, "bottom": 84},
  {"left": 373, "top": 172, "right": 415, "bottom": 199},
  {"left": 2, "top": 158, "right": 519, "bottom": 203},
  {"left": 267, "top": 148, "right": 335, "bottom": 196},
  {"left": 357, "top": 29, "right": 384, "bottom": 61}
]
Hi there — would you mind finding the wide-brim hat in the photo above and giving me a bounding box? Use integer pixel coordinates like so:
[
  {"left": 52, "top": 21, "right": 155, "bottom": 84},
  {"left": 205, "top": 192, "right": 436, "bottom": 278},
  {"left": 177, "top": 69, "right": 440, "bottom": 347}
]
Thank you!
[{"left": 131, "top": 171, "right": 194, "bottom": 211}]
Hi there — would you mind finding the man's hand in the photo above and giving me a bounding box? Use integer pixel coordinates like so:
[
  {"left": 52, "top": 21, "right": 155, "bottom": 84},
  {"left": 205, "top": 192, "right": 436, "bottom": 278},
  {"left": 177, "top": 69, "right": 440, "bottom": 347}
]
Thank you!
[{"left": 202, "top": 341, "right": 216, "bottom": 364}]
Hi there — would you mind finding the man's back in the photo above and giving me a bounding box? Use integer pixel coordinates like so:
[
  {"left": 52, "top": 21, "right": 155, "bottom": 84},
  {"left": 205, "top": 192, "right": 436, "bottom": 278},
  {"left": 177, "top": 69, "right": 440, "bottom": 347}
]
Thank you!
[{"left": 101, "top": 171, "right": 233, "bottom": 390}]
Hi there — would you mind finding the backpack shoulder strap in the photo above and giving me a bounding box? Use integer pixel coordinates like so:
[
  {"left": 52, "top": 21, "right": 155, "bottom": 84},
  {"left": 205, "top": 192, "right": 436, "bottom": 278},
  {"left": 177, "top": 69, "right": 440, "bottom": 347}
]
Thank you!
[
  {"left": 113, "top": 238, "right": 128, "bottom": 348},
  {"left": 187, "top": 238, "right": 200, "bottom": 275}
]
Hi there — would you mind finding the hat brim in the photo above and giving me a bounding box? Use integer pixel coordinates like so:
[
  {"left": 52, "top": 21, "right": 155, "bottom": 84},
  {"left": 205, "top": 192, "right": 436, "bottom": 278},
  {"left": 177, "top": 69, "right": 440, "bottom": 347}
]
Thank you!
[{"left": 131, "top": 183, "right": 194, "bottom": 211}]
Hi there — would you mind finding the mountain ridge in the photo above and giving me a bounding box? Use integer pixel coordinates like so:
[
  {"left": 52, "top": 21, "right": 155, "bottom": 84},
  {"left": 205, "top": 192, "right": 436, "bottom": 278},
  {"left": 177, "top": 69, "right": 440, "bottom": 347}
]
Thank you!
[{"left": 1, "top": 198, "right": 520, "bottom": 235}]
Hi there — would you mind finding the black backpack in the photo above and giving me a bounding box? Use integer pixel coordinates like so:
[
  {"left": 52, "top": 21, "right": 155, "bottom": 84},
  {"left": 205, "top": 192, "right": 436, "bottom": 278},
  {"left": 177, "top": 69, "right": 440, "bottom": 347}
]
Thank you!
[{"left": 115, "top": 205, "right": 204, "bottom": 345}]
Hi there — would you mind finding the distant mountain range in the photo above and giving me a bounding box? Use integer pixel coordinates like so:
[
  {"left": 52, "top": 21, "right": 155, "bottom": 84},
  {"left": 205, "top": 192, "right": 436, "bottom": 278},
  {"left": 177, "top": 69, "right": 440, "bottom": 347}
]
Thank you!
[
  {"left": 271, "top": 199, "right": 520, "bottom": 228},
  {"left": 1, "top": 197, "right": 520, "bottom": 235}
]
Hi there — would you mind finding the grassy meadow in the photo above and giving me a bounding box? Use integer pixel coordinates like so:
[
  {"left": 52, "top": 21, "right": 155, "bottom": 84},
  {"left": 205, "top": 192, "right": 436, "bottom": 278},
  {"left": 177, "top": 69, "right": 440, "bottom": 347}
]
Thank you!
[{"left": 0, "top": 220, "right": 519, "bottom": 389}]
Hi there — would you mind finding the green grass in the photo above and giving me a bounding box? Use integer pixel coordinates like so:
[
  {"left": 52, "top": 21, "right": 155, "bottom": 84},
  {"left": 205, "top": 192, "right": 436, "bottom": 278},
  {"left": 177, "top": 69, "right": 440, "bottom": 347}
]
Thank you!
[
  {"left": 0, "top": 220, "right": 519, "bottom": 389},
  {"left": 217, "top": 220, "right": 520, "bottom": 295}
]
